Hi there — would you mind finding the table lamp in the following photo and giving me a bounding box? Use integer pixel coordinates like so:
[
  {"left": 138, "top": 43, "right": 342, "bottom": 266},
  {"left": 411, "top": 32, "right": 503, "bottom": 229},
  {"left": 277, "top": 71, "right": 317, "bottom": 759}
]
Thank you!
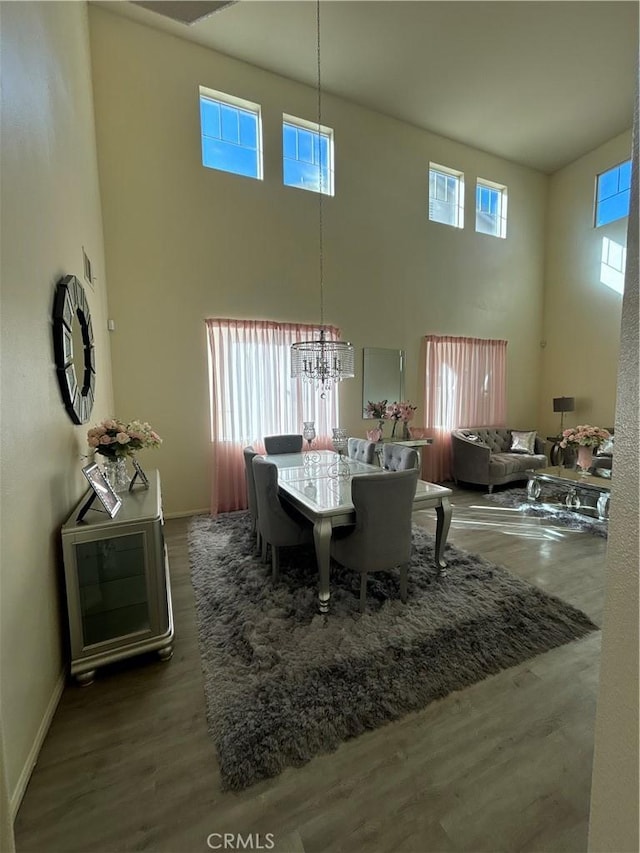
[{"left": 553, "top": 396, "right": 575, "bottom": 435}]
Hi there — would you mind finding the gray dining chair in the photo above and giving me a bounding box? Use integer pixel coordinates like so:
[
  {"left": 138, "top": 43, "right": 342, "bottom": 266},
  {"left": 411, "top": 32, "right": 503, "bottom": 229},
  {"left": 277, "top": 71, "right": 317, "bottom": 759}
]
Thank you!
[
  {"left": 347, "top": 437, "right": 377, "bottom": 464},
  {"left": 264, "top": 434, "right": 303, "bottom": 454},
  {"left": 252, "top": 457, "right": 312, "bottom": 582},
  {"left": 330, "top": 468, "right": 419, "bottom": 612},
  {"left": 242, "top": 446, "right": 261, "bottom": 554},
  {"left": 382, "top": 443, "right": 418, "bottom": 471}
]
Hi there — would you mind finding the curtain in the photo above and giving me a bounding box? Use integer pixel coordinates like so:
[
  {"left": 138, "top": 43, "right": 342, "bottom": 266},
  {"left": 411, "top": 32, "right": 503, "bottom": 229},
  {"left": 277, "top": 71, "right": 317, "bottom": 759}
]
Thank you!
[
  {"left": 205, "top": 319, "right": 340, "bottom": 514},
  {"left": 421, "top": 335, "right": 507, "bottom": 482}
]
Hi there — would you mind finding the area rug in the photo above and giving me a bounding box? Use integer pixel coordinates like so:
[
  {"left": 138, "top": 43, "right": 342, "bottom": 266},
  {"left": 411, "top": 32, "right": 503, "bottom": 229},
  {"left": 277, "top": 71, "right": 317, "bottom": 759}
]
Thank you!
[
  {"left": 484, "top": 487, "right": 608, "bottom": 538},
  {"left": 188, "top": 512, "right": 598, "bottom": 791}
]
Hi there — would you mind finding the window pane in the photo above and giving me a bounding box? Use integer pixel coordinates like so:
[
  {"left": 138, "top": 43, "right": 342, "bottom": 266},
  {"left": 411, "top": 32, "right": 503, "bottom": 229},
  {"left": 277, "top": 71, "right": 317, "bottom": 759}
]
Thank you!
[
  {"left": 284, "top": 158, "right": 325, "bottom": 192},
  {"left": 319, "top": 135, "right": 329, "bottom": 168},
  {"left": 598, "top": 168, "right": 619, "bottom": 202},
  {"left": 283, "top": 124, "right": 297, "bottom": 159},
  {"left": 476, "top": 210, "right": 498, "bottom": 236},
  {"left": 200, "top": 99, "right": 221, "bottom": 139},
  {"left": 429, "top": 168, "right": 462, "bottom": 227},
  {"left": 202, "top": 137, "right": 258, "bottom": 179},
  {"left": 596, "top": 191, "right": 630, "bottom": 227},
  {"left": 200, "top": 90, "right": 261, "bottom": 180},
  {"left": 238, "top": 111, "right": 257, "bottom": 148},
  {"left": 618, "top": 160, "right": 632, "bottom": 191},
  {"left": 220, "top": 105, "right": 239, "bottom": 144},
  {"left": 283, "top": 119, "right": 332, "bottom": 194},
  {"left": 297, "top": 129, "right": 314, "bottom": 164}
]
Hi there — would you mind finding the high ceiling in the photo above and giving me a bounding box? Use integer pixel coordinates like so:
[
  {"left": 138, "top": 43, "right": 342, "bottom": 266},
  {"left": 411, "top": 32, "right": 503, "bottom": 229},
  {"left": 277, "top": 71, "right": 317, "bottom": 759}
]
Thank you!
[{"left": 94, "top": 1, "right": 638, "bottom": 174}]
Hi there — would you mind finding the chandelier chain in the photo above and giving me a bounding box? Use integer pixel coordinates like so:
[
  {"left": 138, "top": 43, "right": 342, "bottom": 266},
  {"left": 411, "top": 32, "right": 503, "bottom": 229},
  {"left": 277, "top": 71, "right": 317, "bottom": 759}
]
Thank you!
[
  {"left": 288, "top": 0, "right": 354, "bottom": 394},
  {"left": 316, "top": 0, "right": 324, "bottom": 329}
]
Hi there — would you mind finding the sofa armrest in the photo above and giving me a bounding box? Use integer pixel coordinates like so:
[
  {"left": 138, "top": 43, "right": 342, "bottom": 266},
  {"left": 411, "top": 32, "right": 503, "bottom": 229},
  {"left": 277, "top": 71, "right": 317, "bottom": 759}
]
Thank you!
[
  {"left": 451, "top": 431, "right": 491, "bottom": 481},
  {"left": 534, "top": 435, "right": 547, "bottom": 456}
]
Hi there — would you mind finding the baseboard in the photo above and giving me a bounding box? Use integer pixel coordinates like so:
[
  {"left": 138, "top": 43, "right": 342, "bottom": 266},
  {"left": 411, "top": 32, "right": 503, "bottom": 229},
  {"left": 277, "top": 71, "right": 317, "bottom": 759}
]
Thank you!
[
  {"left": 10, "top": 668, "right": 66, "bottom": 819},
  {"left": 164, "top": 508, "right": 209, "bottom": 520}
]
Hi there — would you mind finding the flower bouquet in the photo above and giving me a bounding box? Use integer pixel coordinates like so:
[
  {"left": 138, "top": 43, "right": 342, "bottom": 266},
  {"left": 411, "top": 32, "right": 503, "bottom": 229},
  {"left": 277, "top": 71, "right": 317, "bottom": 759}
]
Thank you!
[
  {"left": 87, "top": 418, "right": 162, "bottom": 492},
  {"left": 365, "top": 400, "right": 388, "bottom": 421},
  {"left": 559, "top": 424, "right": 610, "bottom": 477},
  {"left": 365, "top": 400, "right": 389, "bottom": 438},
  {"left": 87, "top": 418, "right": 162, "bottom": 458},
  {"left": 559, "top": 425, "right": 610, "bottom": 449},
  {"left": 386, "top": 401, "right": 418, "bottom": 438}
]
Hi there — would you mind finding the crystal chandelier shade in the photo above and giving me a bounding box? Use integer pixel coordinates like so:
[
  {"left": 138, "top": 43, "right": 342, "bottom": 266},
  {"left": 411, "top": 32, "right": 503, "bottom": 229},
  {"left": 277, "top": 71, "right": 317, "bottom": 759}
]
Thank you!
[{"left": 291, "top": 330, "right": 355, "bottom": 392}]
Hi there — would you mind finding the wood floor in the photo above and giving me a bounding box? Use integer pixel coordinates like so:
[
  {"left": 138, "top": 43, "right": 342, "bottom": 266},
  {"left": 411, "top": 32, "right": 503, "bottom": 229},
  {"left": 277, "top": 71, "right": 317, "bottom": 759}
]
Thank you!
[{"left": 14, "top": 486, "right": 607, "bottom": 853}]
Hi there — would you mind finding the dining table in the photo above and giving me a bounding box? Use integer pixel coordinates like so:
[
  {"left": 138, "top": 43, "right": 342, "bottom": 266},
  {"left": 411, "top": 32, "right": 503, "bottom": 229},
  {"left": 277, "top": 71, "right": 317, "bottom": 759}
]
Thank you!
[{"left": 263, "top": 449, "right": 453, "bottom": 613}]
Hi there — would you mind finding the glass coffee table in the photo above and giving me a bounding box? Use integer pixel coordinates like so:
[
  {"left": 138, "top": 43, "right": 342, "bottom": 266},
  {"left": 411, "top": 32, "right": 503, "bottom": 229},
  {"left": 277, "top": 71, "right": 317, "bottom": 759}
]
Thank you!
[{"left": 526, "top": 466, "right": 611, "bottom": 520}]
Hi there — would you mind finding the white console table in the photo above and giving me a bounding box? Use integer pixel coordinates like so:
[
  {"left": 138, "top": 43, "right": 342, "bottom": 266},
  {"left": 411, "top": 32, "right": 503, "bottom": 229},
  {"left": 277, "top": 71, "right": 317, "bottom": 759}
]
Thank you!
[{"left": 60, "top": 469, "right": 173, "bottom": 685}]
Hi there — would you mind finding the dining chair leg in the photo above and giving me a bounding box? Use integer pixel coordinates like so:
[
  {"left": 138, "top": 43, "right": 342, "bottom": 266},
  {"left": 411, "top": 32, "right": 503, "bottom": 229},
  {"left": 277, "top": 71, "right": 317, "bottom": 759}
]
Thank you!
[
  {"left": 272, "top": 547, "right": 279, "bottom": 584},
  {"left": 399, "top": 564, "right": 408, "bottom": 603},
  {"left": 359, "top": 572, "right": 368, "bottom": 613},
  {"left": 256, "top": 529, "right": 262, "bottom": 555},
  {"left": 261, "top": 536, "right": 268, "bottom": 564}
]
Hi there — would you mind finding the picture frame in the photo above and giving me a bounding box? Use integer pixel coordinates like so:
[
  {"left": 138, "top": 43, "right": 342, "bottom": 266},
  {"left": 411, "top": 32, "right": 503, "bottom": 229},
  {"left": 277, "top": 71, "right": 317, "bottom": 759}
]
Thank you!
[
  {"left": 129, "top": 457, "right": 150, "bottom": 490},
  {"left": 78, "top": 462, "right": 122, "bottom": 522}
]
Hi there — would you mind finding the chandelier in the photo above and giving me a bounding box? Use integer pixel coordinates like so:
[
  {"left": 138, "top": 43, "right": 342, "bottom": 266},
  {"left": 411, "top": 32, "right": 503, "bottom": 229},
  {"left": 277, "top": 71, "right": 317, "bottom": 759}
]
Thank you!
[{"left": 290, "top": 0, "right": 354, "bottom": 396}]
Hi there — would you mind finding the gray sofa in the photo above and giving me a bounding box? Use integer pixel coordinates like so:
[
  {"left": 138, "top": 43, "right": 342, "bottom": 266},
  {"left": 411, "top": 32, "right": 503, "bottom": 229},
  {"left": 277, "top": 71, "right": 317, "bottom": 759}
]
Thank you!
[{"left": 451, "top": 427, "right": 547, "bottom": 492}]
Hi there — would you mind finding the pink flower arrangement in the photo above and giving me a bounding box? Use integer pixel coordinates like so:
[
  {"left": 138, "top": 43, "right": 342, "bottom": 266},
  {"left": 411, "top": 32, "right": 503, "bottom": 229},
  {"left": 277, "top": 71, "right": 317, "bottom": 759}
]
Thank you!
[
  {"left": 87, "top": 418, "right": 162, "bottom": 458},
  {"left": 386, "top": 401, "right": 417, "bottom": 423},
  {"left": 365, "top": 400, "right": 388, "bottom": 420},
  {"left": 559, "top": 424, "right": 610, "bottom": 449}
]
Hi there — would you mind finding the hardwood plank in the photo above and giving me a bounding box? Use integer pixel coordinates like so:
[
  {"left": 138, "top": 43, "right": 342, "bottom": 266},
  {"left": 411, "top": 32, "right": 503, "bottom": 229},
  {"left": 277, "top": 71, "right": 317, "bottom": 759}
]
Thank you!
[{"left": 14, "top": 485, "right": 605, "bottom": 853}]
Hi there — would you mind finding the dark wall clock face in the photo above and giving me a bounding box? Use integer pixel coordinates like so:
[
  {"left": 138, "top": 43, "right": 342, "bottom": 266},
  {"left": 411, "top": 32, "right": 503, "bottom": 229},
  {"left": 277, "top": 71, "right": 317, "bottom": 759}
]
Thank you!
[{"left": 53, "top": 274, "right": 96, "bottom": 424}]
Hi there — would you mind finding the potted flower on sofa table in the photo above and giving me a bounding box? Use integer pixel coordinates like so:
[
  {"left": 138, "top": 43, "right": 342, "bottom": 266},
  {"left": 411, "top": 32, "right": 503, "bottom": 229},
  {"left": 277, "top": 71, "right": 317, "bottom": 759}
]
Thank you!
[{"left": 559, "top": 424, "right": 610, "bottom": 476}]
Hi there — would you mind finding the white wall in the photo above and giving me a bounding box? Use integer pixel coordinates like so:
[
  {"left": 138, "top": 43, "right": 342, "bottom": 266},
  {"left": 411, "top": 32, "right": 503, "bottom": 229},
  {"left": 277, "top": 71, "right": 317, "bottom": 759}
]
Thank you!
[
  {"left": 588, "top": 90, "right": 639, "bottom": 853},
  {"left": 0, "top": 0, "right": 114, "bottom": 812},
  {"left": 539, "top": 131, "right": 630, "bottom": 437},
  {"left": 88, "top": 6, "right": 548, "bottom": 516}
]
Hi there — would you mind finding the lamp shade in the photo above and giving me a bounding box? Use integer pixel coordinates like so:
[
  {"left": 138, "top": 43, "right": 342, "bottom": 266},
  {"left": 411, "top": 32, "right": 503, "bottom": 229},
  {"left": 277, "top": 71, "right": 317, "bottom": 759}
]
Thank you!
[{"left": 553, "top": 396, "right": 575, "bottom": 413}]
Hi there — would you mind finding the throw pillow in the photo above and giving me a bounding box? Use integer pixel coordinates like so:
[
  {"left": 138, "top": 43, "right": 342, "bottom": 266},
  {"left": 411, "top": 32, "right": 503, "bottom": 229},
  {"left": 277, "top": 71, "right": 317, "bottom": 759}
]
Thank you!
[{"left": 510, "top": 430, "right": 537, "bottom": 454}]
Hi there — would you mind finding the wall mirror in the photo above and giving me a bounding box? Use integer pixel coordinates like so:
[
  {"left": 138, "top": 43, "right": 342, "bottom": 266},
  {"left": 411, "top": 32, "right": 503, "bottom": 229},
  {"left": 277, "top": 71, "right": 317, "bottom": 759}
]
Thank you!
[
  {"left": 53, "top": 274, "right": 95, "bottom": 424},
  {"left": 362, "top": 347, "right": 405, "bottom": 416}
]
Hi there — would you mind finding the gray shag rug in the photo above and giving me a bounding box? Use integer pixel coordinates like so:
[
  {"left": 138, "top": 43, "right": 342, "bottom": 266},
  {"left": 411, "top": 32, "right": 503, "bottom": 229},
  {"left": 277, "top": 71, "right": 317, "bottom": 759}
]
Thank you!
[
  {"left": 484, "top": 487, "right": 608, "bottom": 538},
  {"left": 188, "top": 512, "right": 598, "bottom": 791}
]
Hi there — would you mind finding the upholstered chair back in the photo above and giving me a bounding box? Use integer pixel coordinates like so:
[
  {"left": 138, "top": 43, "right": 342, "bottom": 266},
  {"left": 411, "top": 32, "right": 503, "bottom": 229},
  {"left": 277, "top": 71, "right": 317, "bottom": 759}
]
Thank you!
[
  {"left": 252, "top": 458, "right": 309, "bottom": 547},
  {"left": 242, "top": 446, "right": 259, "bottom": 521},
  {"left": 264, "top": 434, "right": 303, "bottom": 454},
  {"left": 330, "top": 469, "right": 418, "bottom": 610},
  {"left": 382, "top": 443, "right": 418, "bottom": 471},
  {"left": 347, "top": 437, "right": 377, "bottom": 464}
]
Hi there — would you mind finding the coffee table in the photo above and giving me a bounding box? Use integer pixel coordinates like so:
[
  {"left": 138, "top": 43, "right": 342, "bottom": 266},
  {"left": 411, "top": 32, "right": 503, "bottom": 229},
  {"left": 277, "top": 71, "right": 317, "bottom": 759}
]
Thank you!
[{"left": 526, "top": 466, "right": 611, "bottom": 520}]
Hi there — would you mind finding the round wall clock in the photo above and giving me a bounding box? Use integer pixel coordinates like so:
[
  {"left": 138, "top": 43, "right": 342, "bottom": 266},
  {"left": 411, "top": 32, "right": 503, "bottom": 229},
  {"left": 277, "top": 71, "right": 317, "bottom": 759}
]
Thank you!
[{"left": 52, "top": 274, "right": 96, "bottom": 424}]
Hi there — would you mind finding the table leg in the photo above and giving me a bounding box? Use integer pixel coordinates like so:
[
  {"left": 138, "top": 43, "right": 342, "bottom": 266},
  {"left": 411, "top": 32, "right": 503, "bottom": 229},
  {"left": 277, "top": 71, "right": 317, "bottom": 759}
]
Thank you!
[
  {"left": 313, "top": 517, "right": 333, "bottom": 614},
  {"left": 597, "top": 492, "right": 610, "bottom": 520},
  {"left": 434, "top": 497, "right": 451, "bottom": 574},
  {"left": 527, "top": 477, "right": 541, "bottom": 500}
]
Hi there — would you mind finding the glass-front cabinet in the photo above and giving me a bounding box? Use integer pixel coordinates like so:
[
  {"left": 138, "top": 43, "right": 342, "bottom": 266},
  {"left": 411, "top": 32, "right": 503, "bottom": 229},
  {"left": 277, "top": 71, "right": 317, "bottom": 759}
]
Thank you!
[{"left": 61, "top": 469, "right": 173, "bottom": 685}]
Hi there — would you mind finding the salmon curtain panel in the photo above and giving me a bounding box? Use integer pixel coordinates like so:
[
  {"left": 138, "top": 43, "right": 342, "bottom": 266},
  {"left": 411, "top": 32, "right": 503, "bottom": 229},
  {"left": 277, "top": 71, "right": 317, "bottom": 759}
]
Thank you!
[
  {"left": 421, "top": 335, "right": 507, "bottom": 482},
  {"left": 205, "top": 319, "right": 340, "bottom": 514}
]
